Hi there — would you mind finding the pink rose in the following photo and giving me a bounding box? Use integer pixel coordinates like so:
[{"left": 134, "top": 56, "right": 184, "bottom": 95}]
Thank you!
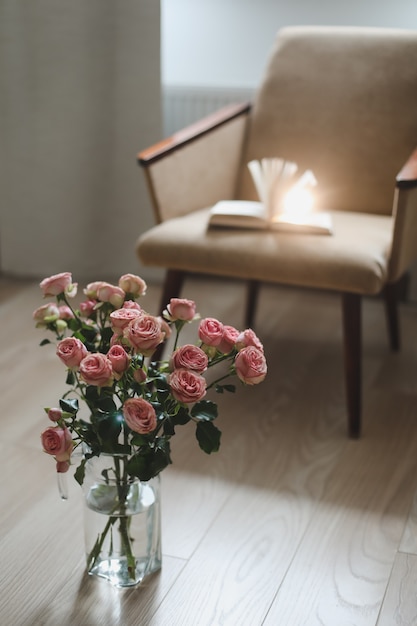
[
  {"left": 47, "top": 408, "right": 63, "bottom": 422},
  {"left": 56, "top": 337, "right": 88, "bottom": 368},
  {"left": 235, "top": 328, "right": 264, "bottom": 353},
  {"left": 56, "top": 460, "right": 70, "bottom": 473},
  {"left": 96, "top": 283, "right": 125, "bottom": 308},
  {"left": 79, "top": 299, "right": 97, "bottom": 317},
  {"left": 198, "top": 317, "right": 224, "bottom": 347},
  {"left": 124, "top": 314, "right": 164, "bottom": 356},
  {"left": 218, "top": 325, "right": 240, "bottom": 354},
  {"left": 107, "top": 345, "right": 130, "bottom": 374},
  {"left": 84, "top": 282, "right": 125, "bottom": 308},
  {"left": 133, "top": 368, "right": 147, "bottom": 384},
  {"left": 169, "top": 368, "right": 207, "bottom": 403},
  {"left": 123, "top": 398, "right": 157, "bottom": 434},
  {"left": 110, "top": 308, "right": 142, "bottom": 331},
  {"left": 170, "top": 344, "right": 208, "bottom": 374},
  {"left": 119, "top": 274, "right": 147, "bottom": 297},
  {"left": 84, "top": 281, "right": 106, "bottom": 299},
  {"left": 58, "top": 305, "right": 74, "bottom": 320},
  {"left": 123, "top": 300, "right": 142, "bottom": 311},
  {"left": 41, "top": 426, "right": 73, "bottom": 462},
  {"left": 234, "top": 346, "right": 267, "bottom": 385},
  {"left": 40, "top": 272, "right": 77, "bottom": 298},
  {"left": 166, "top": 298, "right": 197, "bottom": 321},
  {"left": 79, "top": 353, "right": 114, "bottom": 387},
  {"left": 33, "top": 303, "right": 60, "bottom": 326}
]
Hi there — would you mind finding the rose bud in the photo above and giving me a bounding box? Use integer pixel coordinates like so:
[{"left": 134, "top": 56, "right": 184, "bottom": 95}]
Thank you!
[
  {"left": 107, "top": 345, "right": 130, "bottom": 375},
  {"left": 119, "top": 274, "right": 147, "bottom": 297},
  {"left": 165, "top": 298, "right": 197, "bottom": 321},
  {"left": 39, "top": 272, "right": 77, "bottom": 298}
]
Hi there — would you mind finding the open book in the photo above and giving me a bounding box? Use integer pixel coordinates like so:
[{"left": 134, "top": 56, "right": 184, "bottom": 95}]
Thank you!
[{"left": 209, "top": 158, "right": 333, "bottom": 235}]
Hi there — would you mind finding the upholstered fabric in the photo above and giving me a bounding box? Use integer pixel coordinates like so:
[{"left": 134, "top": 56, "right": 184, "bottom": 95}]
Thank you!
[
  {"left": 147, "top": 115, "right": 248, "bottom": 223},
  {"left": 138, "top": 25, "right": 417, "bottom": 295},
  {"left": 137, "top": 208, "right": 394, "bottom": 295},
  {"left": 239, "top": 26, "right": 417, "bottom": 216}
]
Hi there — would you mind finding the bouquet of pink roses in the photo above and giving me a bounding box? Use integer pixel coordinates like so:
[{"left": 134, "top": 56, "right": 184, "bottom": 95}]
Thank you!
[{"left": 35, "top": 272, "right": 267, "bottom": 485}]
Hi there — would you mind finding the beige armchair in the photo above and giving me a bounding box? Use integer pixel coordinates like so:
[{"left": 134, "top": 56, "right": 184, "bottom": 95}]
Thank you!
[{"left": 136, "top": 26, "right": 417, "bottom": 438}]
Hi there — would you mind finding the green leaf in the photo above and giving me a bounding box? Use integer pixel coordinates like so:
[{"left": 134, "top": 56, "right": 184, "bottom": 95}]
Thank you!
[
  {"left": 191, "top": 400, "right": 218, "bottom": 421},
  {"left": 73, "top": 327, "right": 97, "bottom": 344},
  {"left": 103, "top": 442, "right": 131, "bottom": 455},
  {"left": 67, "top": 318, "right": 83, "bottom": 332},
  {"left": 156, "top": 376, "right": 170, "bottom": 391},
  {"left": 156, "top": 388, "right": 170, "bottom": 403},
  {"left": 59, "top": 398, "right": 79, "bottom": 415},
  {"left": 86, "top": 386, "right": 116, "bottom": 413},
  {"left": 94, "top": 411, "right": 123, "bottom": 450},
  {"left": 100, "top": 326, "right": 114, "bottom": 350},
  {"left": 130, "top": 434, "right": 149, "bottom": 446},
  {"left": 216, "top": 384, "right": 236, "bottom": 394},
  {"left": 74, "top": 459, "right": 87, "bottom": 485},
  {"left": 162, "top": 418, "right": 176, "bottom": 436},
  {"left": 172, "top": 406, "right": 191, "bottom": 425},
  {"left": 77, "top": 422, "right": 101, "bottom": 453},
  {"left": 126, "top": 440, "right": 172, "bottom": 481},
  {"left": 39, "top": 338, "right": 51, "bottom": 346},
  {"left": 101, "top": 468, "right": 110, "bottom": 483},
  {"left": 97, "top": 396, "right": 117, "bottom": 413},
  {"left": 196, "top": 421, "right": 221, "bottom": 454},
  {"left": 66, "top": 369, "right": 75, "bottom": 385}
]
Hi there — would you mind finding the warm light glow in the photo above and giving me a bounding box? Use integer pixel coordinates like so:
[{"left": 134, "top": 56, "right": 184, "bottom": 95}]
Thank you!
[{"left": 282, "top": 188, "right": 314, "bottom": 220}]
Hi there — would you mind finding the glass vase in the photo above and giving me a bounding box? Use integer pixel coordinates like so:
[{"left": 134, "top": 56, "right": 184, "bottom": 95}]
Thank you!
[{"left": 82, "top": 454, "right": 162, "bottom": 587}]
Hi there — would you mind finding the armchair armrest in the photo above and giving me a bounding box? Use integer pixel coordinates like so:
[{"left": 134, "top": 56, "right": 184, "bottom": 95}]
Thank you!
[
  {"left": 138, "top": 102, "right": 251, "bottom": 166},
  {"left": 137, "top": 103, "right": 251, "bottom": 223},
  {"left": 396, "top": 147, "right": 417, "bottom": 190},
  {"left": 389, "top": 147, "right": 417, "bottom": 280}
]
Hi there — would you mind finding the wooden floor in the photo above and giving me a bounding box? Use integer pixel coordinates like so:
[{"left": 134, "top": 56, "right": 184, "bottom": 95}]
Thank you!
[{"left": 1, "top": 275, "right": 417, "bottom": 626}]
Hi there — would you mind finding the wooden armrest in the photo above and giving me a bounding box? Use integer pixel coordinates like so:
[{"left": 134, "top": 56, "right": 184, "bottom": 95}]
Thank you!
[
  {"left": 137, "top": 102, "right": 251, "bottom": 167},
  {"left": 396, "top": 147, "right": 417, "bottom": 189}
]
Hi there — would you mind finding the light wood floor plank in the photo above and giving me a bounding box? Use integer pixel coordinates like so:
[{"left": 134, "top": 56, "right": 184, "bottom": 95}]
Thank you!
[
  {"left": 1, "top": 277, "right": 417, "bottom": 625},
  {"left": 377, "top": 553, "right": 417, "bottom": 626}
]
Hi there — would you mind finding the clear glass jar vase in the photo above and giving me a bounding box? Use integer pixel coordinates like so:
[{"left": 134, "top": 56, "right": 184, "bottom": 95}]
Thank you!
[{"left": 82, "top": 454, "right": 162, "bottom": 587}]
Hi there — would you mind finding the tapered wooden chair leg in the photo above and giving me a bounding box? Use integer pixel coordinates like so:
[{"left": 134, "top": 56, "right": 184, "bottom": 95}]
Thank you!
[
  {"left": 245, "top": 280, "right": 260, "bottom": 328},
  {"left": 383, "top": 280, "right": 401, "bottom": 352},
  {"left": 341, "top": 292, "right": 362, "bottom": 439},
  {"left": 158, "top": 269, "right": 186, "bottom": 316}
]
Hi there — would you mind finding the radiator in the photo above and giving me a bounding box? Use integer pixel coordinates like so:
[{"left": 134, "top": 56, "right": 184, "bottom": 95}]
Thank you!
[{"left": 162, "top": 85, "right": 255, "bottom": 136}]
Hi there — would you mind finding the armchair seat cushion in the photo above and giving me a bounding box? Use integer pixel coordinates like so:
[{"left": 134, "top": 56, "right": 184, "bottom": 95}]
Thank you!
[{"left": 137, "top": 209, "right": 394, "bottom": 295}]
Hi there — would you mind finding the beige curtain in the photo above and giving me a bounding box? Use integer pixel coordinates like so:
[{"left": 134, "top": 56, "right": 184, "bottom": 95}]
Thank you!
[{"left": 0, "top": 0, "right": 161, "bottom": 282}]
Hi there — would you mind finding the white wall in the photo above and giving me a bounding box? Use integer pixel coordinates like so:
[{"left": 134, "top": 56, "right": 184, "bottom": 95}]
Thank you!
[
  {"left": 0, "top": 1, "right": 161, "bottom": 282},
  {"left": 162, "top": 0, "right": 417, "bottom": 88}
]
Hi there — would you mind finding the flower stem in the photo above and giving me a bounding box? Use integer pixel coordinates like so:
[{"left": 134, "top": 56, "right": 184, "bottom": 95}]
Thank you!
[
  {"left": 86, "top": 456, "right": 137, "bottom": 582},
  {"left": 87, "top": 514, "right": 117, "bottom": 571},
  {"left": 206, "top": 372, "right": 234, "bottom": 390}
]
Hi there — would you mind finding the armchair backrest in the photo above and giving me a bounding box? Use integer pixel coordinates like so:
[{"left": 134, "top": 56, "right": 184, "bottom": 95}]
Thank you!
[{"left": 239, "top": 26, "right": 417, "bottom": 215}]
